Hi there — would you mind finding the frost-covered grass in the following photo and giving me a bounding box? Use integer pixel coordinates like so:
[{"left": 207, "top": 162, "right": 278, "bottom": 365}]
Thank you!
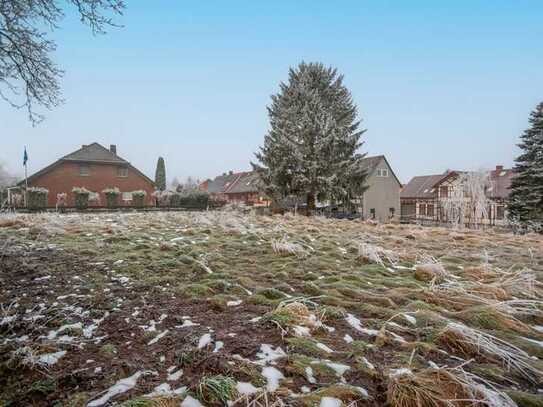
[{"left": 1, "top": 211, "right": 543, "bottom": 406}]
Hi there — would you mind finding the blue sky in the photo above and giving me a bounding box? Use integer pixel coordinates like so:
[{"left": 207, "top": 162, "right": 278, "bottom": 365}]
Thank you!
[{"left": 1, "top": 1, "right": 542, "bottom": 184}]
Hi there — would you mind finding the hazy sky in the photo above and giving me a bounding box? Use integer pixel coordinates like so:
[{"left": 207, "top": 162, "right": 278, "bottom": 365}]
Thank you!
[{"left": 1, "top": 1, "right": 542, "bottom": 184}]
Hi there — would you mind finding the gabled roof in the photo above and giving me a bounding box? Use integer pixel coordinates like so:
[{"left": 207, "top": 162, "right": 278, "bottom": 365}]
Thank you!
[
  {"left": 401, "top": 167, "right": 516, "bottom": 200},
  {"left": 22, "top": 143, "right": 154, "bottom": 186},
  {"left": 362, "top": 155, "right": 402, "bottom": 187},
  {"left": 207, "top": 171, "right": 261, "bottom": 194},
  {"left": 400, "top": 173, "right": 448, "bottom": 199},
  {"left": 61, "top": 142, "right": 127, "bottom": 164},
  {"left": 489, "top": 168, "right": 515, "bottom": 199}
]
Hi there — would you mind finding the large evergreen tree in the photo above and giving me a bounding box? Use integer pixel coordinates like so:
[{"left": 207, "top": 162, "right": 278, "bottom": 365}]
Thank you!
[
  {"left": 509, "top": 102, "right": 543, "bottom": 223},
  {"left": 154, "top": 157, "right": 166, "bottom": 191},
  {"left": 253, "top": 62, "right": 368, "bottom": 211}
]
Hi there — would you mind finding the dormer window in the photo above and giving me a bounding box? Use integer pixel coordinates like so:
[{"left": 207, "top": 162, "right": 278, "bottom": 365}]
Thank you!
[{"left": 377, "top": 168, "right": 389, "bottom": 177}]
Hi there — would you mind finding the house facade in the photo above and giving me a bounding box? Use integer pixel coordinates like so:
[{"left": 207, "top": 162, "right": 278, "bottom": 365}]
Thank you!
[
  {"left": 22, "top": 143, "right": 155, "bottom": 207},
  {"left": 400, "top": 165, "right": 514, "bottom": 226},
  {"left": 358, "top": 155, "right": 402, "bottom": 222},
  {"left": 202, "top": 171, "right": 270, "bottom": 206}
]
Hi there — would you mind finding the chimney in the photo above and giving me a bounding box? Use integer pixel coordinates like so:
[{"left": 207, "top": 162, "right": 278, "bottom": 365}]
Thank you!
[
  {"left": 495, "top": 165, "right": 503, "bottom": 172},
  {"left": 82, "top": 144, "right": 88, "bottom": 148},
  {"left": 229, "top": 170, "right": 234, "bottom": 175},
  {"left": 110, "top": 144, "right": 117, "bottom": 155}
]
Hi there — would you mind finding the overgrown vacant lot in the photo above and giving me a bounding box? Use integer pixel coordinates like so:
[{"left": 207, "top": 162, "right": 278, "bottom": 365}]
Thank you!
[{"left": 1, "top": 211, "right": 543, "bottom": 407}]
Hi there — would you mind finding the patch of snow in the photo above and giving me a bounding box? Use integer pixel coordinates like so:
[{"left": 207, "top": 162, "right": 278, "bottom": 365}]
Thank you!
[
  {"left": 1, "top": 315, "right": 17, "bottom": 326},
  {"left": 262, "top": 366, "right": 284, "bottom": 392},
  {"left": 250, "top": 316, "right": 262, "bottom": 323},
  {"left": 181, "top": 395, "right": 204, "bottom": 407},
  {"left": 87, "top": 371, "right": 151, "bottom": 406},
  {"left": 47, "top": 322, "right": 83, "bottom": 340},
  {"left": 198, "top": 333, "right": 212, "bottom": 349},
  {"left": 176, "top": 319, "right": 198, "bottom": 328},
  {"left": 361, "top": 357, "right": 375, "bottom": 370},
  {"left": 213, "top": 341, "right": 224, "bottom": 353},
  {"left": 236, "top": 381, "right": 259, "bottom": 395},
  {"left": 227, "top": 300, "right": 242, "bottom": 307},
  {"left": 305, "top": 366, "right": 316, "bottom": 383},
  {"left": 354, "top": 386, "right": 369, "bottom": 397},
  {"left": 255, "top": 344, "right": 287, "bottom": 365},
  {"left": 320, "top": 397, "right": 342, "bottom": 407},
  {"left": 316, "top": 342, "right": 334, "bottom": 353},
  {"left": 301, "top": 385, "right": 311, "bottom": 393},
  {"left": 168, "top": 369, "right": 183, "bottom": 381},
  {"left": 148, "top": 329, "right": 169, "bottom": 345},
  {"left": 403, "top": 314, "right": 417, "bottom": 325},
  {"left": 324, "top": 362, "right": 350, "bottom": 377},
  {"left": 345, "top": 314, "right": 378, "bottom": 336},
  {"left": 343, "top": 334, "right": 353, "bottom": 343},
  {"left": 293, "top": 325, "right": 311, "bottom": 337},
  {"left": 38, "top": 350, "right": 66, "bottom": 365},
  {"left": 533, "top": 325, "right": 543, "bottom": 333},
  {"left": 389, "top": 368, "right": 412, "bottom": 377}
]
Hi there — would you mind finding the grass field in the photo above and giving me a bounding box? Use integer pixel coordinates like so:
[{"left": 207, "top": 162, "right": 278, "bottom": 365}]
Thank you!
[{"left": 1, "top": 210, "right": 543, "bottom": 406}]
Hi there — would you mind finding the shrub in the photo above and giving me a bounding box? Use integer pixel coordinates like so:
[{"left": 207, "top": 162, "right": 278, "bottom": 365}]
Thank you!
[
  {"left": 131, "top": 190, "right": 147, "bottom": 208},
  {"left": 72, "top": 187, "right": 90, "bottom": 210},
  {"left": 179, "top": 191, "right": 209, "bottom": 208},
  {"left": 169, "top": 192, "right": 182, "bottom": 207},
  {"left": 27, "top": 187, "right": 48, "bottom": 210},
  {"left": 102, "top": 187, "right": 120, "bottom": 208},
  {"left": 152, "top": 190, "right": 172, "bottom": 207}
]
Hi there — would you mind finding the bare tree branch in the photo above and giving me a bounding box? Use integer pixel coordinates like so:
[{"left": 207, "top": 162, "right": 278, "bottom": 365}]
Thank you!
[{"left": 0, "top": 0, "right": 125, "bottom": 125}]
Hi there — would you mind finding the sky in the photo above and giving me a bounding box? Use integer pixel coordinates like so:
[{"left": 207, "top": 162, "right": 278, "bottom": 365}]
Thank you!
[{"left": 1, "top": 1, "right": 542, "bottom": 185}]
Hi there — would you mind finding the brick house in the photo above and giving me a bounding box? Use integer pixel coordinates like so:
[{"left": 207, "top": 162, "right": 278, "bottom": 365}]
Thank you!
[
  {"left": 400, "top": 165, "right": 514, "bottom": 226},
  {"left": 201, "top": 171, "right": 270, "bottom": 206},
  {"left": 22, "top": 143, "right": 155, "bottom": 207}
]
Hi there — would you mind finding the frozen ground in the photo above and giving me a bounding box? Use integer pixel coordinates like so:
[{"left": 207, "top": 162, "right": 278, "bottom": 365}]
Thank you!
[{"left": 0, "top": 211, "right": 542, "bottom": 406}]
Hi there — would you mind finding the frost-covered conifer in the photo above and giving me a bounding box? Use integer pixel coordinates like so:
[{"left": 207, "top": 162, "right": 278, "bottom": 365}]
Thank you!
[
  {"left": 509, "top": 102, "right": 543, "bottom": 223},
  {"left": 155, "top": 157, "right": 167, "bottom": 191},
  {"left": 253, "top": 62, "right": 368, "bottom": 211}
]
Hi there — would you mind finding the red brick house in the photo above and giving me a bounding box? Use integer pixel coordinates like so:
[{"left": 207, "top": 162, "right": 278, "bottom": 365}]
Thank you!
[
  {"left": 201, "top": 171, "right": 270, "bottom": 206},
  {"left": 22, "top": 143, "right": 155, "bottom": 207}
]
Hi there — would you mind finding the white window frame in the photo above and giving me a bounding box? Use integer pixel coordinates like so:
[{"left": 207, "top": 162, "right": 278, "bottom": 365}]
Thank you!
[
  {"left": 377, "top": 168, "right": 389, "bottom": 177},
  {"left": 122, "top": 192, "right": 132, "bottom": 201},
  {"left": 117, "top": 167, "right": 128, "bottom": 178}
]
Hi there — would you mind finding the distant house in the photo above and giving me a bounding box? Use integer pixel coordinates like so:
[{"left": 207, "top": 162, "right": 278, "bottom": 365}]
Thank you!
[
  {"left": 22, "top": 143, "right": 155, "bottom": 207},
  {"left": 400, "top": 165, "right": 514, "bottom": 226},
  {"left": 358, "top": 155, "right": 402, "bottom": 222},
  {"left": 202, "top": 171, "right": 270, "bottom": 206}
]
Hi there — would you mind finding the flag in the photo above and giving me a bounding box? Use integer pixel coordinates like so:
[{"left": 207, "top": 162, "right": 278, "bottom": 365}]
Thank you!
[{"left": 23, "top": 147, "right": 28, "bottom": 166}]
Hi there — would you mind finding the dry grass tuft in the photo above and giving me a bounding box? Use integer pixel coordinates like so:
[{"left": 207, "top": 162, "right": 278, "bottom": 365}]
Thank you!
[
  {"left": 387, "top": 366, "right": 516, "bottom": 407},
  {"left": 438, "top": 322, "right": 542, "bottom": 382},
  {"left": 357, "top": 242, "right": 399, "bottom": 266},
  {"left": 271, "top": 238, "right": 306, "bottom": 256}
]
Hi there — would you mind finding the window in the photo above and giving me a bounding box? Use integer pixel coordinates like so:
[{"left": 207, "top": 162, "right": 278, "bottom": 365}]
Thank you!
[
  {"left": 377, "top": 168, "right": 389, "bottom": 177},
  {"left": 419, "top": 203, "right": 427, "bottom": 216},
  {"left": 117, "top": 167, "right": 128, "bottom": 177},
  {"left": 496, "top": 205, "right": 505, "bottom": 220},
  {"left": 427, "top": 204, "right": 434, "bottom": 217},
  {"left": 389, "top": 207, "right": 395, "bottom": 217},
  {"left": 440, "top": 186, "right": 448, "bottom": 198},
  {"left": 370, "top": 208, "right": 376, "bottom": 219},
  {"left": 122, "top": 192, "right": 132, "bottom": 201},
  {"left": 79, "top": 164, "right": 89, "bottom": 176}
]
